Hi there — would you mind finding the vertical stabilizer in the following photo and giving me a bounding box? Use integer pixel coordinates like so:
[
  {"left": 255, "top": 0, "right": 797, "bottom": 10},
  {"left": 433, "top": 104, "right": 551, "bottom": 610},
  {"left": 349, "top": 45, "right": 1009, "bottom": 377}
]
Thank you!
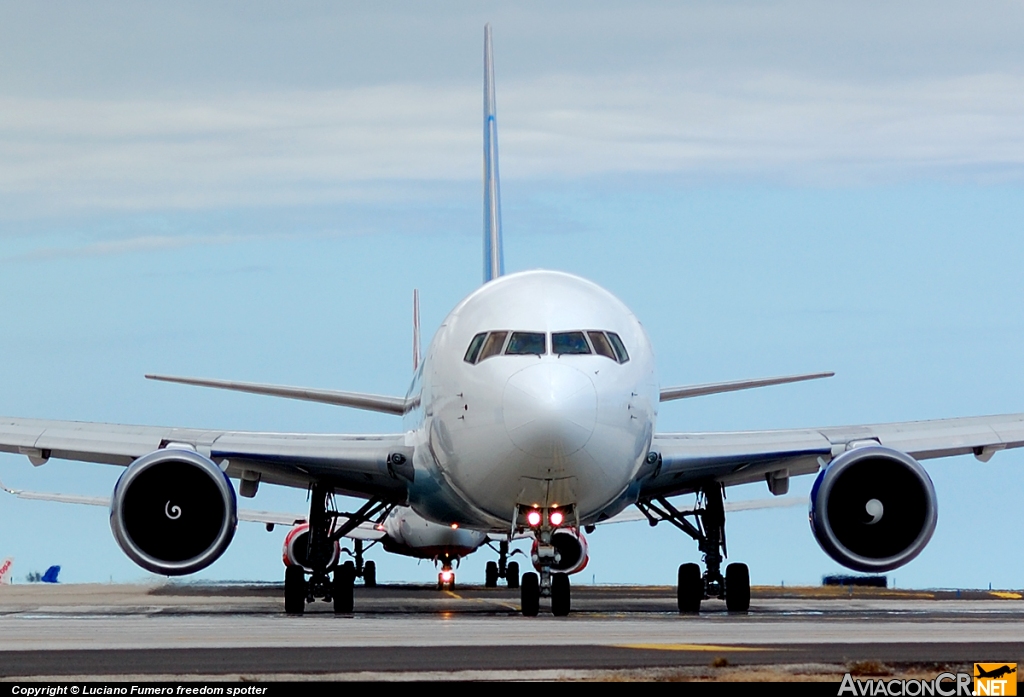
[
  {"left": 483, "top": 24, "right": 505, "bottom": 283},
  {"left": 412, "top": 288, "right": 421, "bottom": 371},
  {"left": 0, "top": 557, "right": 12, "bottom": 584}
]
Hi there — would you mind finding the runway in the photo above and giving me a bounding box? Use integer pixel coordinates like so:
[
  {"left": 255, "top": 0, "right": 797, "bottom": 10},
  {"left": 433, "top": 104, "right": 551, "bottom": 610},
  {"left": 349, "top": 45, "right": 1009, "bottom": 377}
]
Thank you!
[{"left": 1, "top": 583, "right": 1023, "bottom": 680}]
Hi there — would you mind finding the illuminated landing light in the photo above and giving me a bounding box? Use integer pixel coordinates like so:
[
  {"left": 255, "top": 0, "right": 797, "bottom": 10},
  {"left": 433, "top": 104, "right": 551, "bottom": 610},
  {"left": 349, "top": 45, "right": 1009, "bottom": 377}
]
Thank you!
[
  {"left": 441, "top": 569, "right": 454, "bottom": 583},
  {"left": 450, "top": 523, "right": 459, "bottom": 530},
  {"left": 549, "top": 510, "right": 564, "bottom": 527},
  {"left": 527, "top": 510, "right": 542, "bottom": 527}
]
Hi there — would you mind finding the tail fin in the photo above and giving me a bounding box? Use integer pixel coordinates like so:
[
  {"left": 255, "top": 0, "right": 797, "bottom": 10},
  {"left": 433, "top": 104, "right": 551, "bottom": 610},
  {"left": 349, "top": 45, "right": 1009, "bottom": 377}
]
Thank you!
[
  {"left": 41, "top": 565, "right": 60, "bottom": 583},
  {"left": 412, "top": 288, "right": 421, "bottom": 372},
  {"left": 0, "top": 557, "right": 12, "bottom": 584},
  {"left": 483, "top": 23, "right": 505, "bottom": 283}
]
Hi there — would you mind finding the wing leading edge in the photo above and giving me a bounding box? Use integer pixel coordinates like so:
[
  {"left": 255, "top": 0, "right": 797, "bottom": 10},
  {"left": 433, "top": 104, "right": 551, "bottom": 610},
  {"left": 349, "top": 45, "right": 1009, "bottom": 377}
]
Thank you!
[
  {"left": 0, "top": 416, "right": 410, "bottom": 501},
  {"left": 644, "top": 412, "right": 1024, "bottom": 498}
]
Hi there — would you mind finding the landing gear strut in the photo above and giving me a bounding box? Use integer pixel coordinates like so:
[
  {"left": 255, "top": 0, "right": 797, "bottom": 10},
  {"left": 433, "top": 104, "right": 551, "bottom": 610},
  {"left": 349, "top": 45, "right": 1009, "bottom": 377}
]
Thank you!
[
  {"left": 485, "top": 539, "right": 520, "bottom": 588},
  {"left": 518, "top": 507, "right": 571, "bottom": 617},
  {"left": 342, "top": 538, "right": 378, "bottom": 587},
  {"left": 637, "top": 483, "right": 750, "bottom": 613},
  {"left": 284, "top": 485, "right": 394, "bottom": 615}
]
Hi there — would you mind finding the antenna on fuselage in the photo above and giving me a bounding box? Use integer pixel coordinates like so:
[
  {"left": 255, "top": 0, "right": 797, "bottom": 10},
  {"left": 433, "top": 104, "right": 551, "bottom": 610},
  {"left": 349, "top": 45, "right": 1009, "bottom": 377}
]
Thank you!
[{"left": 483, "top": 23, "right": 505, "bottom": 284}]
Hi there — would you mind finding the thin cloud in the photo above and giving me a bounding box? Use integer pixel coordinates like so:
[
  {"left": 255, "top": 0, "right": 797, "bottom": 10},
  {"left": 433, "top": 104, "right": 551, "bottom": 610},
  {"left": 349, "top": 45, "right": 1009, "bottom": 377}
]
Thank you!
[{"left": 0, "top": 70, "right": 1021, "bottom": 218}]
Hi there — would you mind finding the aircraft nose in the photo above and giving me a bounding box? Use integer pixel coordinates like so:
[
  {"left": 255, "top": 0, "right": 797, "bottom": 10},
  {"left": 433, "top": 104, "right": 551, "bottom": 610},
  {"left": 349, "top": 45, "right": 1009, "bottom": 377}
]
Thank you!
[{"left": 503, "top": 363, "right": 597, "bottom": 458}]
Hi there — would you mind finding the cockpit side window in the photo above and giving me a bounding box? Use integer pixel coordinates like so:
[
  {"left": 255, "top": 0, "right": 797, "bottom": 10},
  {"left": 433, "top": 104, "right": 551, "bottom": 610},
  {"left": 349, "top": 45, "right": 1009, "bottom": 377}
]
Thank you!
[
  {"left": 587, "top": 331, "right": 616, "bottom": 360},
  {"left": 552, "top": 331, "right": 591, "bottom": 355},
  {"left": 607, "top": 332, "right": 630, "bottom": 363},
  {"left": 464, "top": 332, "right": 488, "bottom": 364},
  {"left": 477, "top": 331, "right": 509, "bottom": 362},
  {"left": 505, "top": 331, "right": 546, "bottom": 355}
]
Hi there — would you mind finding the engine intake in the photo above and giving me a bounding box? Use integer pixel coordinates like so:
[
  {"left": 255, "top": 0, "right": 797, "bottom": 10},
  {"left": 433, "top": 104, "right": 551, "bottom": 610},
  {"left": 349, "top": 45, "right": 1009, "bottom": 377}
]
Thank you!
[
  {"left": 110, "top": 449, "right": 237, "bottom": 575},
  {"left": 810, "top": 445, "right": 937, "bottom": 572},
  {"left": 282, "top": 523, "right": 340, "bottom": 570},
  {"left": 532, "top": 528, "right": 589, "bottom": 574}
]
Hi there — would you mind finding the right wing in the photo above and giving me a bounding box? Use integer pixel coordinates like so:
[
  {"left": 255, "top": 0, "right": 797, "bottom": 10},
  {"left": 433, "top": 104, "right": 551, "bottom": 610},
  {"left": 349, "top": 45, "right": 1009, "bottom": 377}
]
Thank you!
[
  {"left": 0, "top": 416, "right": 411, "bottom": 501},
  {"left": 643, "top": 412, "right": 1024, "bottom": 498}
]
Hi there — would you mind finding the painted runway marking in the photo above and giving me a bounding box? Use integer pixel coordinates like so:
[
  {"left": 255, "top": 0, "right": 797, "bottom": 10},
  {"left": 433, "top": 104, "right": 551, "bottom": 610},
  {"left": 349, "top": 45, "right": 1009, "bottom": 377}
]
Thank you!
[{"left": 616, "top": 643, "right": 767, "bottom": 652}]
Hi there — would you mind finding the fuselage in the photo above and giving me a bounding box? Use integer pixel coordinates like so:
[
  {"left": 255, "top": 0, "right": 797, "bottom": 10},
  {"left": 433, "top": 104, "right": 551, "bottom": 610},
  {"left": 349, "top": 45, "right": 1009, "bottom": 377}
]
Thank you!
[{"left": 403, "top": 270, "right": 659, "bottom": 531}]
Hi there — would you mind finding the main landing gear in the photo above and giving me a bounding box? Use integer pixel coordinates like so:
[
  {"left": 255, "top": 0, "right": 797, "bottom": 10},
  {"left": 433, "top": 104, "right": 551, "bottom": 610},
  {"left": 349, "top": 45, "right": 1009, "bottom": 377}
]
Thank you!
[
  {"left": 637, "top": 483, "right": 751, "bottom": 614},
  {"left": 285, "top": 484, "right": 394, "bottom": 616},
  {"left": 485, "top": 540, "right": 520, "bottom": 588}
]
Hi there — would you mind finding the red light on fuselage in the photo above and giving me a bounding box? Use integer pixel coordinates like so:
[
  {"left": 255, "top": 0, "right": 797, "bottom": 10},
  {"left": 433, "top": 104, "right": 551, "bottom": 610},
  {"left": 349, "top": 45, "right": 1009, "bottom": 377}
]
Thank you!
[
  {"left": 549, "top": 510, "right": 564, "bottom": 527},
  {"left": 526, "top": 510, "right": 542, "bottom": 527}
]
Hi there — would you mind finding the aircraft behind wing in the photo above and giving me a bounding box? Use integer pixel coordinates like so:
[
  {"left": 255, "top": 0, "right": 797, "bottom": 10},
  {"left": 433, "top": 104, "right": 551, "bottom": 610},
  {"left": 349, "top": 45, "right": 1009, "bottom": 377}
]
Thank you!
[{"left": 3, "top": 24, "right": 1024, "bottom": 617}]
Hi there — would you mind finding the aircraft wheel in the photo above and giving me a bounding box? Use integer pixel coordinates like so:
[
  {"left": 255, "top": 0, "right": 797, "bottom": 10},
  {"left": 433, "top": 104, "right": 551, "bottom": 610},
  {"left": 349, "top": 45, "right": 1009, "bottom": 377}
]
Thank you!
[
  {"left": 363, "top": 560, "right": 376, "bottom": 587},
  {"left": 725, "top": 562, "right": 750, "bottom": 612},
  {"left": 677, "top": 562, "right": 703, "bottom": 613},
  {"left": 333, "top": 561, "right": 355, "bottom": 614},
  {"left": 485, "top": 561, "right": 499, "bottom": 587},
  {"left": 551, "top": 572, "right": 571, "bottom": 617},
  {"left": 506, "top": 561, "right": 520, "bottom": 588},
  {"left": 284, "top": 565, "right": 306, "bottom": 615},
  {"left": 521, "top": 572, "right": 540, "bottom": 617}
]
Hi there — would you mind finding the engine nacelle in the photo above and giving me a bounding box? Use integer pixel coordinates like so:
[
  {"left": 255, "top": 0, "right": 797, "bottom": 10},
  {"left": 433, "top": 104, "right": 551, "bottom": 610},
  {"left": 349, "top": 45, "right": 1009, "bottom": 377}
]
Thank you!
[
  {"left": 282, "top": 523, "right": 340, "bottom": 570},
  {"left": 110, "top": 449, "right": 237, "bottom": 576},
  {"left": 532, "top": 528, "right": 589, "bottom": 574},
  {"left": 810, "top": 445, "right": 937, "bottom": 572}
]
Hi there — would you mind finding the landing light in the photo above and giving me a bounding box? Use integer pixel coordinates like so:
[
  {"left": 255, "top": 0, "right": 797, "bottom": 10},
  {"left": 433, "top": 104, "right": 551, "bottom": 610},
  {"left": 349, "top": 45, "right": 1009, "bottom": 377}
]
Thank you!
[
  {"left": 441, "top": 569, "right": 454, "bottom": 582},
  {"left": 450, "top": 523, "right": 459, "bottom": 530},
  {"left": 549, "top": 510, "right": 564, "bottom": 527},
  {"left": 526, "top": 510, "right": 542, "bottom": 527}
]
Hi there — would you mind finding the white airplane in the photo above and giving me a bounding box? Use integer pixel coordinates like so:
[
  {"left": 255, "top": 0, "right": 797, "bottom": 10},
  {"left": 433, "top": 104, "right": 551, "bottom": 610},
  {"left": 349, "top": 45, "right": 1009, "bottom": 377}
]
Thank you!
[
  {"left": 0, "top": 557, "right": 12, "bottom": 585},
  {"left": 4, "top": 24, "right": 1024, "bottom": 617}
]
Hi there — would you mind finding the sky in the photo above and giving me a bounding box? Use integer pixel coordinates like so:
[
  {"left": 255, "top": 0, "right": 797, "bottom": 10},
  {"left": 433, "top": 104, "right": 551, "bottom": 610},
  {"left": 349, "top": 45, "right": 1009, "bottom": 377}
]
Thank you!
[{"left": 1, "top": 1, "right": 1024, "bottom": 589}]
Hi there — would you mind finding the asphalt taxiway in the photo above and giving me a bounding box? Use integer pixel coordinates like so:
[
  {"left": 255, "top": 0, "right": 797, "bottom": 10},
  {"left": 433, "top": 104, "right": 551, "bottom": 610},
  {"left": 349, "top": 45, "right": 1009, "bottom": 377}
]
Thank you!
[{"left": 1, "top": 583, "right": 1022, "bottom": 680}]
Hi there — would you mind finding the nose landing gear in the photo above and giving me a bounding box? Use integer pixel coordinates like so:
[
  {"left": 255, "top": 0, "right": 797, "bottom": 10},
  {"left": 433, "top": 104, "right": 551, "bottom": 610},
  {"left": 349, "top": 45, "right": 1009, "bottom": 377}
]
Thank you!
[
  {"left": 438, "top": 565, "right": 456, "bottom": 590},
  {"left": 637, "top": 483, "right": 751, "bottom": 614},
  {"left": 518, "top": 507, "right": 572, "bottom": 617}
]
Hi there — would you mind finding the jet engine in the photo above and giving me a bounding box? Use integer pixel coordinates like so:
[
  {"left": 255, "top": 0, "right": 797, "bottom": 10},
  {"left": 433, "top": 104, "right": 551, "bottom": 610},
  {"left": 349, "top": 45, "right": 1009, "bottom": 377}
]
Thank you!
[
  {"left": 110, "top": 449, "right": 237, "bottom": 575},
  {"left": 532, "top": 528, "right": 589, "bottom": 574},
  {"left": 810, "top": 445, "right": 937, "bottom": 572},
  {"left": 282, "top": 523, "right": 340, "bottom": 570}
]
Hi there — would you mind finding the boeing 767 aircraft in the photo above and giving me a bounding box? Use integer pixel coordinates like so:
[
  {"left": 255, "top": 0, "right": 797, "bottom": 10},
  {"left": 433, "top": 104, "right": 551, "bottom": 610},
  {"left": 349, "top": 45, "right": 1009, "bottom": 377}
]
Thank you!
[{"left": 3, "top": 26, "right": 1024, "bottom": 617}]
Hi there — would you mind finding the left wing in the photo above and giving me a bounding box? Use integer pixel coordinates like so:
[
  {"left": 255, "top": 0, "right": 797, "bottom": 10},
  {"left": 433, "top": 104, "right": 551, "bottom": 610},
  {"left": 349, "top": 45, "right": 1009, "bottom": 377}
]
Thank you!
[
  {"left": 0, "top": 476, "right": 390, "bottom": 538},
  {"left": 643, "top": 412, "right": 1024, "bottom": 498},
  {"left": 0, "top": 416, "right": 411, "bottom": 501}
]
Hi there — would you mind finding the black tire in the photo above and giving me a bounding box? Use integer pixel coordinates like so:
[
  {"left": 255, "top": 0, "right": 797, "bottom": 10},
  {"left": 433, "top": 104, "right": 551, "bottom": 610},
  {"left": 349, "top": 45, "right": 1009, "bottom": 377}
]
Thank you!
[
  {"left": 677, "top": 562, "right": 703, "bottom": 613},
  {"left": 363, "top": 560, "right": 376, "bottom": 587},
  {"left": 284, "top": 565, "right": 306, "bottom": 615},
  {"left": 485, "top": 561, "right": 499, "bottom": 587},
  {"left": 521, "top": 572, "right": 540, "bottom": 617},
  {"left": 725, "top": 562, "right": 750, "bottom": 612},
  {"left": 506, "top": 561, "right": 520, "bottom": 588},
  {"left": 333, "top": 561, "right": 355, "bottom": 614},
  {"left": 551, "top": 572, "right": 571, "bottom": 617}
]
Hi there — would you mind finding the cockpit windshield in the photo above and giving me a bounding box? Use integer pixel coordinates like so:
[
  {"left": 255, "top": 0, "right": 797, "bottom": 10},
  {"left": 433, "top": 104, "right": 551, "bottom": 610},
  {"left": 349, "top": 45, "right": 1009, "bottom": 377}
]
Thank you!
[
  {"left": 464, "top": 330, "right": 628, "bottom": 364},
  {"left": 552, "top": 332, "right": 591, "bottom": 355},
  {"left": 505, "top": 331, "right": 546, "bottom": 355}
]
